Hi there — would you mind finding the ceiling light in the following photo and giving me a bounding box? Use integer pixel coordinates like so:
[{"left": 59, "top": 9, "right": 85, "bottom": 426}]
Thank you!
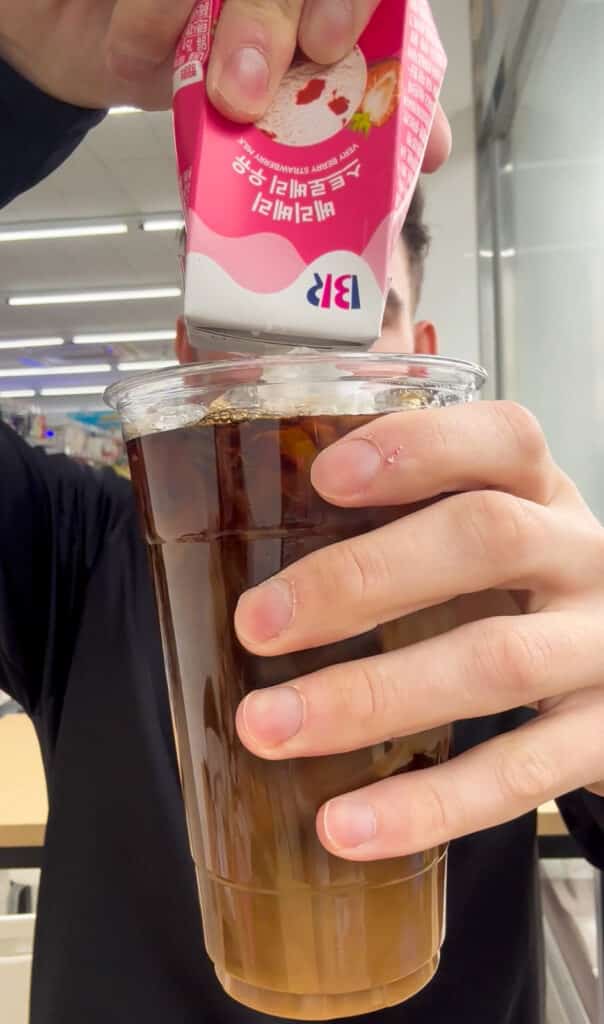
[
  {"left": 73, "top": 329, "right": 176, "bottom": 345},
  {"left": 40, "top": 386, "right": 108, "bottom": 397},
  {"left": 501, "top": 248, "right": 517, "bottom": 259},
  {"left": 0, "top": 364, "right": 111, "bottom": 378},
  {"left": 0, "top": 223, "right": 128, "bottom": 242},
  {"left": 118, "top": 360, "right": 178, "bottom": 372},
  {"left": 8, "top": 287, "right": 182, "bottom": 306},
  {"left": 0, "top": 389, "right": 36, "bottom": 399},
  {"left": 0, "top": 337, "right": 64, "bottom": 350},
  {"left": 108, "top": 106, "right": 141, "bottom": 115},
  {"left": 142, "top": 218, "right": 185, "bottom": 233}
]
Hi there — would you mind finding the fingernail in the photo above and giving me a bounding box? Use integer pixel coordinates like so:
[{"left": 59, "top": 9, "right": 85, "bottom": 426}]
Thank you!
[
  {"left": 312, "top": 440, "right": 382, "bottom": 497},
  {"left": 242, "top": 686, "right": 304, "bottom": 748},
  {"left": 107, "top": 49, "right": 161, "bottom": 81},
  {"left": 303, "top": 0, "right": 354, "bottom": 52},
  {"left": 236, "top": 578, "right": 294, "bottom": 643},
  {"left": 216, "top": 46, "right": 270, "bottom": 114},
  {"left": 324, "top": 798, "right": 377, "bottom": 849}
]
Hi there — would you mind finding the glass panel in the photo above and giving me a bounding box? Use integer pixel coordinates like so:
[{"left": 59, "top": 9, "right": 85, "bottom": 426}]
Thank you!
[
  {"left": 500, "top": 0, "right": 604, "bottom": 518},
  {"left": 470, "top": 0, "right": 523, "bottom": 127},
  {"left": 541, "top": 860, "right": 599, "bottom": 1023},
  {"left": 470, "top": 0, "right": 494, "bottom": 111},
  {"left": 476, "top": 145, "right": 499, "bottom": 399}
]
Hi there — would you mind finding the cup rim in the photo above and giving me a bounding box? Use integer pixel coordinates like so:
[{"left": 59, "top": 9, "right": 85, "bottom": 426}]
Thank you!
[{"left": 105, "top": 351, "right": 487, "bottom": 413}]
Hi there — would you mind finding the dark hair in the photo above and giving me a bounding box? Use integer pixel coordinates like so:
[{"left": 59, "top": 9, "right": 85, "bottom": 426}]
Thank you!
[{"left": 401, "top": 184, "right": 430, "bottom": 309}]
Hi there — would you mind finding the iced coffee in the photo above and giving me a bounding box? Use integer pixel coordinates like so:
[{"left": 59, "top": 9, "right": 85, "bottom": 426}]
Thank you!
[{"left": 108, "top": 352, "right": 486, "bottom": 1019}]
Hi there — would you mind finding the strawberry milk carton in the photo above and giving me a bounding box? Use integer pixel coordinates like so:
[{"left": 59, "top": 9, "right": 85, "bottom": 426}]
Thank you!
[{"left": 173, "top": 0, "right": 446, "bottom": 351}]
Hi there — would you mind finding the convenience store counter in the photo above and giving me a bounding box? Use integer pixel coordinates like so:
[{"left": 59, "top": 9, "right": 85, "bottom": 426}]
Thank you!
[{"left": 0, "top": 716, "right": 47, "bottom": 855}]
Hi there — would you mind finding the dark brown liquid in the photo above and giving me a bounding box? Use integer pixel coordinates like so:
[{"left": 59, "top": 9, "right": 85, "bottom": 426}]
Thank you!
[{"left": 128, "top": 413, "right": 460, "bottom": 1019}]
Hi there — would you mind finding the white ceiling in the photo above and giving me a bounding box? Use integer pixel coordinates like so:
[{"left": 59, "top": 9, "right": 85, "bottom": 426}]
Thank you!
[{"left": 0, "top": 109, "right": 182, "bottom": 413}]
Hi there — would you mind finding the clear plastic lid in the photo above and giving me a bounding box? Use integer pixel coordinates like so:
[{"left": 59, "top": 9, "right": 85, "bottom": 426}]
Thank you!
[{"left": 106, "top": 351, "right": 487, "bottom": 440}]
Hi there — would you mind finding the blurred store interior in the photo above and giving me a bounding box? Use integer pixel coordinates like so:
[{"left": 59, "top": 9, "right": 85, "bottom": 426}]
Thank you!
[{"left": 1, "top": 2, "right": 603, "bottom": 1022}]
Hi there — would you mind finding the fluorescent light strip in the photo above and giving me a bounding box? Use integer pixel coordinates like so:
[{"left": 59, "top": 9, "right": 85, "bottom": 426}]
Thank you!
[
  {"left": 0, "top": 337, "right": 64, "bottom": 350},
  {"left": 0, "top": 389, "right": 36, "bottom": 399},
  {"left": 0, "top": 364, "right": 111, "bottom": 378},
  {"left": 0, "top": 224, "right": 128, "bottom": 242},
  {"left": 40, "top": 386, "right": 108, "bottom": 397},
  {"left": 480, "top": 248, "right": 516, "bottom": 260},
  {"left": 73, "top": 329, "right": 176, "bottom": 345},
  {"left": 118, "top": 360, "right": 178, "bottom": 372},
  {"left": 8, "top": 287, "right": 181, "bottom": 307},
  {"left": 108, "top": 106, "right": 141, "bottom": 115},
  {"left": 142, "top": 218, "right": 185, "bottom": 233}
]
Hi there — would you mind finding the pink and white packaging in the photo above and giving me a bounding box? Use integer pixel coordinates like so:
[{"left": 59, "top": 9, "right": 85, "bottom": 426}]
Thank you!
[{"left": 173, "top": 0, "right": 446, "bottom": 351}]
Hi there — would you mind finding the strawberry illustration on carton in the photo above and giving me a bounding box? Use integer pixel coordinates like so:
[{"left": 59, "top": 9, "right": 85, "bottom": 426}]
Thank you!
[
  {"left": 173, "top": 0, "right": 446, "bottom": 353},
  {"left": 351, "top": 60, "right": 401, "bottom": 135}
]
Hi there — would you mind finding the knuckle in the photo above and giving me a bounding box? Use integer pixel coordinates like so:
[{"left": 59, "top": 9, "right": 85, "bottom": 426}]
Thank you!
[
  {"left": 339, "top": 535, "right": 392, "bottom": 607},
  {"left": 495, "top": 743, "right": 557, "bottom": 803},
  {"left": 112, "top": 11, "right": 177, "bottom": 55},
  {"left": 457, "top": 490, "right": 541, "bottom": 567},
  {"left": 493, "top": 401, "right": 548, "bottom": 465},
  {"left": 351, "top": 661, "right": 390, "bottom": 724},
  {"left": 346, "top": 543, "right": 372, "bottom": 602},
  {"left": 415, "top": 410, "right": 452, "bottom": 464},
  {"left": 431, "top": 411, "right": 454, "bottom": 455},
  {"left": 301, "top": 548, "right": 343, "bottom": 607},
  {"left": 472, "top": 623, "right": 553, "bottom": 702},
  {"left": 300, "top": 534, "right": 389, "bottom": 612},
  {"left": 416, "top": 777, "right": 452, "bottom": 840}
]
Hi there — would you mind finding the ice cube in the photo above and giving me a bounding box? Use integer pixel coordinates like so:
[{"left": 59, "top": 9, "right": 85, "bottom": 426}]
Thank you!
[
  {"left": 122, "top": 402, "right": 207, "bottom": 440},
  {"left": 260, "top": 348, "right": 348, "bottom": 383}
]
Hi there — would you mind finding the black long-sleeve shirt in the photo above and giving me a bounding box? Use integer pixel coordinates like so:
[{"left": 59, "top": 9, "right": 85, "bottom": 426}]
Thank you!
[{"left": 0, "top": 56, "right": 602, "bottom": 1024}]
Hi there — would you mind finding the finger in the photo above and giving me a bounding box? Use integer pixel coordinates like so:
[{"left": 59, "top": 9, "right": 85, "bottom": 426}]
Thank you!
[
  {"left": 315, "top": 687, "right": 604, "bottom": 859},
  {"left": 236, "top": 611, "right": 603, "bottom": 758},
  {"left": 311, "top": 401, "right": 557, "bottom": 508},
  {"left": 235, "top": 493, "right": 595, "bottom": 655},
  {"left": 298, "top": 0, "right": 380, "bottom": 65},
  {"left": 422, "top": 103, "right": 452, "bottom": 172},
  {"left": 106, "top": 0, "right": 194, "bottom": 79},
  {"left": 206, "top": 0, "right": 305, "bottom": 122}
]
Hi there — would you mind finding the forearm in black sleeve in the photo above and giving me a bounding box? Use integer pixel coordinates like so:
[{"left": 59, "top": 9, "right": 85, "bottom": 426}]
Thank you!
[
  {"left": 0, "top": 58, "right": 106, "bottom": 210},
  {"left": 0, "top": 421, "right": 53, "bottom": 711},
  {"left": 556, "top": 790, "right": 604, "bottom": 870},
  {"left": 0, "top": 421, "right": 133, "bottom": 715}
]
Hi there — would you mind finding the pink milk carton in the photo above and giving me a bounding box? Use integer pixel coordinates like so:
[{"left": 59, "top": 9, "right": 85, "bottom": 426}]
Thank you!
[{"left": 173, "top": 0, "right": 446, "bottom": 351}]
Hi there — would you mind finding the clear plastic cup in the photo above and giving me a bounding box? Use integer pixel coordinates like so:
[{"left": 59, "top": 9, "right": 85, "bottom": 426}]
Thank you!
[{"left": 107, "top": 352, "right": 486, "bottom": 1020}]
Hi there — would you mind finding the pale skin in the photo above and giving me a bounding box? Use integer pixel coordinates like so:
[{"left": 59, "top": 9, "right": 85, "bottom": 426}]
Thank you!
[{"left": 183, "top": 239, "right": 604, "bottom": 862}]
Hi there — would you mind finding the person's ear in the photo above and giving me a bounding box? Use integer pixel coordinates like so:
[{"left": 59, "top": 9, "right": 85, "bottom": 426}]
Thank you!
[
  {"left": 413, "top": 320, "right": 438, "bottom": 356},
  {"left": 174, "top": 316, "right": 197, "bottom": 364}
]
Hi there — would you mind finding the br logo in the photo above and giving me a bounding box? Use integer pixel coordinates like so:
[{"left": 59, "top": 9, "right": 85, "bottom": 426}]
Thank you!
[{"left": 306, "top": 273, "right": 361, "bottom": 310}]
